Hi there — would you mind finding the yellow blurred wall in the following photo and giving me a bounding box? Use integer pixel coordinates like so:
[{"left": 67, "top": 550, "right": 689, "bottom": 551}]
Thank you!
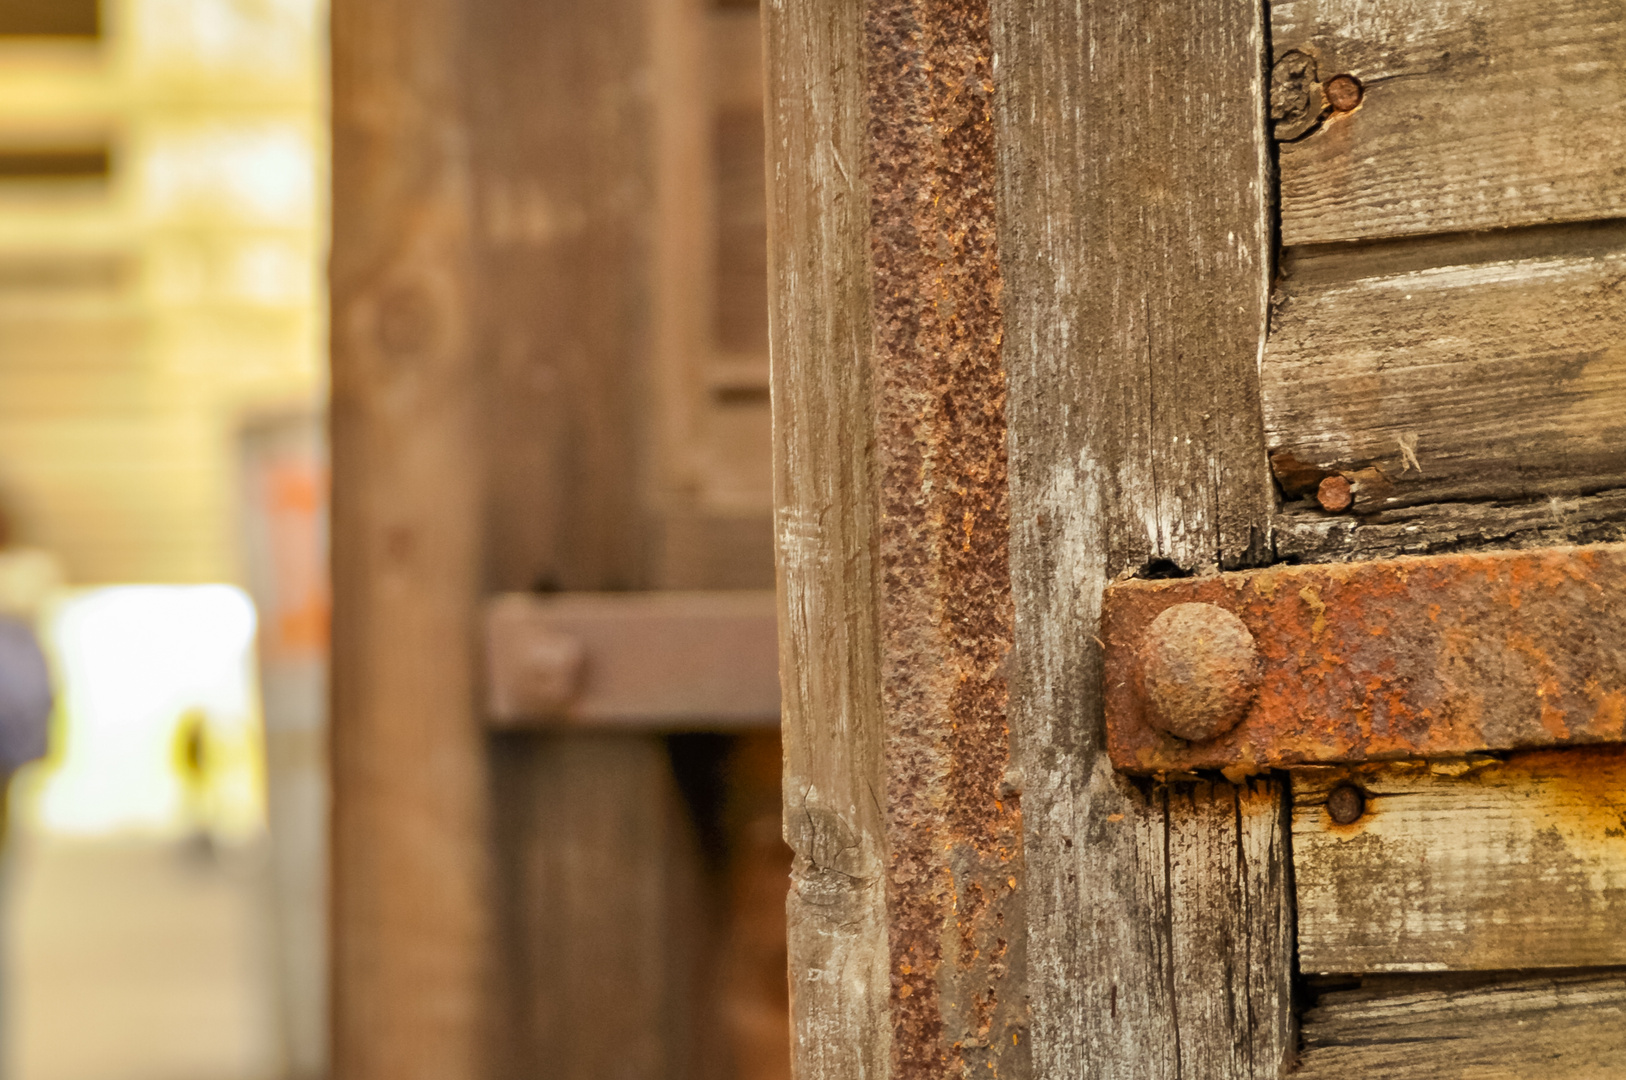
[{"left": 0, "top": 0, "right": 325, "bottom": 584}]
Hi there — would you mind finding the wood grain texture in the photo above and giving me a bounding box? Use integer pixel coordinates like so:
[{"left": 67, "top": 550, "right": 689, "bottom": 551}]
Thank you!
[
  {"left": 1273, "top": 0, "right": 1626, "bottom": 245},
  {"left": 1264, "top": 234, "right": 1626, "bottom": 514},
  {"left": 1294, "top": 750, "right": 1626, "bottom": 975},
  {"left": 1295, "top": 972, "right": 1626, "bottom": 1078},
  {"left": 1275, "top": 489, "right": 1626, "bottom": 564},
  {"left": 989, "top": 0, "right": 1291, "bottom": 1074},
  {"left": 329, "top": 1, "right": 490, "bottom": 1077},
  {"left": 764, "top": 1, "right": 891, "bottom": 1079}
]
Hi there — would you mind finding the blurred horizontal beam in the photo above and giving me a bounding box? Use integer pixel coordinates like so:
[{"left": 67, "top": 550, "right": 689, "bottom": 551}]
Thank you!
[{"left": 485, "top": 590, "right": 781, "bottom": 730}]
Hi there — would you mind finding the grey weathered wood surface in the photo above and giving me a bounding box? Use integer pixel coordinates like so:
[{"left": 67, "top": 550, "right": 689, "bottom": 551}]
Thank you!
[
  {"left": 1273, "top": 0, "right": 1626, "bottom": 245},
  {"left": 1294, "top": 972, "right": 1626, "bottom": 1078},
  {"left": 1264, "top": 227, "right": 1626, "bottom": 514},
  {"left": 990, "top": 0, "right": 1292, "bottom": 1074},
  {"left": 1294, "top": 751, "right": 1626, "bottom": 975},
  {"left": 764, "top": 0, "right": 891, "bottom": 1077},
  {"left": 330, "top": 1, "right": 491, "bottom": 1077}
]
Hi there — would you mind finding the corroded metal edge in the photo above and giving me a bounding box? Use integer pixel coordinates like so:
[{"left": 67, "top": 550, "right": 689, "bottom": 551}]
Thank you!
[{"left": 1104, "top": 543, "right": 1626, "bottom": 774}]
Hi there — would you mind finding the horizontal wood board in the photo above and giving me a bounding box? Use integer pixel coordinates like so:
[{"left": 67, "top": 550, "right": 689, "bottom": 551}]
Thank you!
[
  {"left": 1275, "top": 488, "right": 1626, "bottom": 564},
  {"left": 1294, "top": 972, "right": 1626, "bottom": 1078},
  {"left": 1273, "top": 0, "right": 1626, "bottom": 245},
  {"left": 1293, "top": 750, "right": 1626, "bottom": 974},
  {"left": 1264, "top": 238, "right": 1626, "bottom": 512}
]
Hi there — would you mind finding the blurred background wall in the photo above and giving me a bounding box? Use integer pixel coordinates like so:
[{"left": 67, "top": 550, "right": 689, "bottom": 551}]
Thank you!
[{"left": 0, "top": 1, "right": 327, "bottom": 1079}]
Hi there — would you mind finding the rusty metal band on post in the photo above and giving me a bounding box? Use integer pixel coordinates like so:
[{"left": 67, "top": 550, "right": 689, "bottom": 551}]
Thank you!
[{"left": 1104, "top": 542, "right": 1626, "bottom": 774}]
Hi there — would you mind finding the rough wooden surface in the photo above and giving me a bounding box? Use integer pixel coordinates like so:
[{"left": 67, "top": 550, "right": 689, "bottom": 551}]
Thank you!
[
  {"left": 1294, "top": 750, "right": 1626, "bottom": 975},
  {"left": 764, "top": 0, "right": 891, "bottom": 1077},
  {"left": 329, "top": 1, "right": 490, "bottom": 1077},
  {"left": 1295, "top": 972, "right": 1626, "bottom": 1078},
  {"left": 1264, "top": 231, "right": 1626, "bottom": 514},
  {"left": 1275, "top": 489, "right": 1626, "bottom": 564},
  {"left": 1273, "top": 0, "right": 1626, "bottom": 245},
  {"left": 989, "top": 0, "right": 1292, "bottom": 1074}
]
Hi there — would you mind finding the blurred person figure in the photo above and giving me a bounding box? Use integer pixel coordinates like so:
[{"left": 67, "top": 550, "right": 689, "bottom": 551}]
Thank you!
[
  {"left": 0, "top": 504, "right": 57, "bottom": 796},
  {"left": 0, "top": 503, "right": 55, "bottom": 1062}
]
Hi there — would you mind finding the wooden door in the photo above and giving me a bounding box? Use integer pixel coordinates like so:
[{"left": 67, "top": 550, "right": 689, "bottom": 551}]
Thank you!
[{"left": 767, "top": 0, "right": 1626, "bottom": 1076}]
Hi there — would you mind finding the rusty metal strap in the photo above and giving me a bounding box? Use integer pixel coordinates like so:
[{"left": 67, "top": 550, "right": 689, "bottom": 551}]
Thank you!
[
  {"left": 1104, "top": 543, "right": 1626, "bottom": 775},
  {"left": 485, "top": 591, "right": 780, "bottom": 730}
]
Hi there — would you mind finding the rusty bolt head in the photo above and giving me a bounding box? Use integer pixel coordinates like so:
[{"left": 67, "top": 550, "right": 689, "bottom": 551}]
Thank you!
[
  {"left": 1137, "top": 603, "right": 1262, "bottom": 742},
  {"left": 1317, "top": 474, "right": 1353, "bottom": 513},
  {"left": 1325, "top": 74, "right": 1363, "bottom": 112},
  {"left": 1327, "top": 784, "right": 1366, "bottom": 824}
]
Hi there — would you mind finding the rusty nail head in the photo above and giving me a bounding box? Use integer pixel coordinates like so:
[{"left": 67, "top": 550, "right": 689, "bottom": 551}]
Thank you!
[
  {"left": 1327, "top": 784, "right": 1366, "bottom": 824},
  {"left": 1317, "top": 474, "right": 1353, "bottom": 512},
  {"left": 1137, "top": 603, "right": 1262, "bottom": 742},
  {"left": 1325, "top": 74, "right": 1363, "bottom": 112}
]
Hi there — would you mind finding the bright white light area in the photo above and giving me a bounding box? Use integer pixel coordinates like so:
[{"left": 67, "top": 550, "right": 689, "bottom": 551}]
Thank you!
[
  {"left": 143, "top": 125, "right": 317, "bottom": 225},
  {"left": 33, "top": 586, "right": 265, "bottom": 840}
]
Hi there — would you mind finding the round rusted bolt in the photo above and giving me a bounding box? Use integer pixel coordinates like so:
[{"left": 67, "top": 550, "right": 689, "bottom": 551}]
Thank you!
[
  {"left": 1138, "top": 603, "right": 1262, "bottom": 742},
  {"left": 1317, "top": 474, "right": 1353, "bottom": 513},
  {"left": 1325, "top": 74, "right": 1363, "bottom": 112},
  {"left": 1327, "top": 784, "right": 1366, "bottom": 824}
]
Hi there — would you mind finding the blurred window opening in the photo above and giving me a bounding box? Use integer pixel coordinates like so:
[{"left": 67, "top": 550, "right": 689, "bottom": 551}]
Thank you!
[
  {"left": 34, "top": 585, "right": 264, "bottom": 840},
  {"left": 0, "top": 0, "right": 99, "bottom": 37}
]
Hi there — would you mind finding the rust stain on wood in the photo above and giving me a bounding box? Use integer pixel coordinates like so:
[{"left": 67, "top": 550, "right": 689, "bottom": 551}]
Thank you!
[
  {"left": 1293, "top": 747, "right": 1626, "bottom": 973},
  {"left": 1104, "top": 543, "right": 1626, "bottom": 773},
  {"left": 865, "top": 0, "right": 1024, "bottom": 1073}
]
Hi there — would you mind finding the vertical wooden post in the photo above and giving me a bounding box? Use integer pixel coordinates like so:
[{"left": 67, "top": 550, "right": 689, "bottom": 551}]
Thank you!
[
  {"left": 764, "top": 0, "right": 890, "bottom": 1076},
  {"left": 329, "top": 1, "right": 490, "bottom": 1078},
  {"left": 768, "top": 0, "right": 1295, "bottom": 1077},
  {"left": 991, "top": 0, "right": 1294, "bottom": 1075},
  {"left": 768, "top": 0, "right": 1027, "bottom": 1074},
  {"left": 462, "top": 1, "right": 713, "bottom": 1078}
]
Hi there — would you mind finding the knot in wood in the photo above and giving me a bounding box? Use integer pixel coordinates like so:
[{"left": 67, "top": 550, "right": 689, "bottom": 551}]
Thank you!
[
  {"left": 1138, "top": 603, "right": 1261, "bottom": 742},
  {"left": 1270, "top": 50, "right": 1326, "bottom": 140}
]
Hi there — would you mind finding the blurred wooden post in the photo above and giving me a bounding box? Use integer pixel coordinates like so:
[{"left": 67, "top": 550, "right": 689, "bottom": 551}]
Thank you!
[
  {"left": 329, "top": 1, "right": 490, "bottom": 1078},
  {"left": 333, "top": 0, "right": 778, "bottom": 1075}
]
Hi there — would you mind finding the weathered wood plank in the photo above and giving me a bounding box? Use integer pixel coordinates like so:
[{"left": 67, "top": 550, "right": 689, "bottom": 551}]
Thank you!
[
  {"left": 1275, "top": 489, "right": 1626, "bottom": 564},
  {"left": 329, "top": 0, "right": 490, "bottom": 1077},
  {"left": 1295, "top": 972, "right": 1626, "bottom": 1079},
  {"left": 764, "top": 0, "right": 891, "bottom": 1077},
  {"left": 1294, "top": 750, "right": 1626, "bottom": 975},
  {"left": 990, "top": 0, "right": 1291, "bottom": 1074},
  {"left": 1273, "top": 0, "right": 1626, "bottom": 245},
  {"left": 1264, "top": 233, "right": 1626, "bottom": 514}
]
